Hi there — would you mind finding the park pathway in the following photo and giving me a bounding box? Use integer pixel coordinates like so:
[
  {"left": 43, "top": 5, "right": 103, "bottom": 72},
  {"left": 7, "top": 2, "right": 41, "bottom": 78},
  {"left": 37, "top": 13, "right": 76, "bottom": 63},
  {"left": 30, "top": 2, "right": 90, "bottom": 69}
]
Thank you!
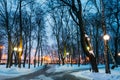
[
  {"left": 4, "top": 65, "right": 50, "bottom": 80},
  {"left": 4, "top": 65, "right": 90, "bottom": 80}
]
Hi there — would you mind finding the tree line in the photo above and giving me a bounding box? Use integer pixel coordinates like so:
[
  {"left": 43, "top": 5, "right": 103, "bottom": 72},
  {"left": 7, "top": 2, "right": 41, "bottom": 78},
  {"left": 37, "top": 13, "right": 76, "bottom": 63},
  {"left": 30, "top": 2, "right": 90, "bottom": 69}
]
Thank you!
[
  {"left": 47, "top": 0, "right": 120, "bottom": 73},
  {"left": 0, "top": 0, "right": 120, "bottom": 74},
  {"left": 0, "top": 0, "right": 47, "bottom": 68}
]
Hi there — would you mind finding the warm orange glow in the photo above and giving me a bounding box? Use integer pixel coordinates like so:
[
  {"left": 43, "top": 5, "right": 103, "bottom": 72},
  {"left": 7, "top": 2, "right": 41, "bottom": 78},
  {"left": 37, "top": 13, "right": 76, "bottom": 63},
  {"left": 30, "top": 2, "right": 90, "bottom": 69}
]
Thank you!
[
  {"left": 43, "top": 56, "right": 51, "bottom": 63},
  {"left": 86, "top": 57, "right": 89, "bottom": 61},
  {"left": 13, "top": 47, "right": 22, "bottom": 52},
  {"left": 0, "top": 45, "right": 4, "bottom": 49},
  {"left": 1, "top": 54, "right": 7, "bottom": 63},
  {"left": 2, "top": 54, "right": 7, "bottom": 59},
  {"left": 3, "top": 46, "right": 5, "bottom": 49},
  {"left": 18, "top": 48, "right": 22, "bottom": 52}
]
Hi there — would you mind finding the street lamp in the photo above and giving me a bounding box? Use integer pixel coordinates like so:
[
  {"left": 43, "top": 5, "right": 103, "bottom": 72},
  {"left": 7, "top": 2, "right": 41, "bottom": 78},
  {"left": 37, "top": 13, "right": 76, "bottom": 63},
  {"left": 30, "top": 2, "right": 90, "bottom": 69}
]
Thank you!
[
  {"left": 118, "top": 53, "right": 120, "bottom": 56},
  {"left": 14, "top": 47, "right": 22, "bottom": 52},
  {"left": 66, "top": 52, "right": 69, "bottom": 56},
  {"left": 14, "top": 47, "right": 18, "bottom": 51},
  {"left": 87, "top": 46, "right": 90, "bottom": 51},
  {"left": 13, "top": 47, "right": 18, "bottom": 66},
  {"left": 103, "top": 34, "right": 110, "bottom": 73},
  {"left": 103, "top": 34, "right": 110, "bottom": 41},
  {"left": 66, "top": 52, "right": 69, "bottom": 64},
  {"left": 18, "top": 48, "right": 22, "bottom": 52}
]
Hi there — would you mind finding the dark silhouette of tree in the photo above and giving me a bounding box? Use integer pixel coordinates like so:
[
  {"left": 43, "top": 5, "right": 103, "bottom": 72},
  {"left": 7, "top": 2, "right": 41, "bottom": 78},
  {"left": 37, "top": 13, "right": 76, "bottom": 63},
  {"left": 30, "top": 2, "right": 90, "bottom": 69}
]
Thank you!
[{"left": 60, "top": 0, "right": 98, "bottom": 72}]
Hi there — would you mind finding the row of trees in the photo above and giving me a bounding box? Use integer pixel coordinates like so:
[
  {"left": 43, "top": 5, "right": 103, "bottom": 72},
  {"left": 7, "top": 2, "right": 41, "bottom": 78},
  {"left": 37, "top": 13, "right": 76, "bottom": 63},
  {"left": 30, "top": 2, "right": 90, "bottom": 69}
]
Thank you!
[
  {"left": 0, "top": 0, "right": 120, "bottom": 74},
  {"left": 0, "top": 0, "right": 47, "bottom": 68},
  {"left": 46, "top": 0, "right": 120, "bottom": 73}
]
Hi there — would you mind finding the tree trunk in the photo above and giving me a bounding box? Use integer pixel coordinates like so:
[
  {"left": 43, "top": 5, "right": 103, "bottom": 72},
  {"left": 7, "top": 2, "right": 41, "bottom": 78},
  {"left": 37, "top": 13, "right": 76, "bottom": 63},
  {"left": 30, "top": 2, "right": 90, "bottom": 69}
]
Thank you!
[
  {"left": 70, "top": 55, "right": 72, "bottom": 66},
  {"left": 38, "top": 48, "right": 40, "bottom": 66},
  {"left": 77, "top": 26, "right": 80, "bottom": 67},
  {"left": 114, "top": 37, "right": 118, "bottom": 66},
  {"left": 61, "top": 56, "right": 65, "bottom": 65},
  {"left": 10, "top": 51, "right": 14, "bottom": 67},
  {"left": 60, "top": 0, "right": 99, "bottom": 72},
  {"left": 34, "top": 44, "right": 38, "bottom": 67},
  {"left": 4, "top": 0, "right": 12, "bottom": 68},
  {"left": 28, "top": 16, "right": 32, "bottom": 69},
  {"left": 0, "top": 48, "right": 2, "bottom": 62},
  {"left": 18, "top": 0, "right": 23, "bottom": 68},
  {"left": 114, "top": 1, "right": 119, "bottom": 66},
  {"left": 23, "top": 38, "right": 28, "bottom": 68},
  {"left": 95, "top": 26, "right": 99, "bottom": 64},
  {"left": 101, "top": 0, "right": 110, "bottom": 73},
  {"left": 14, "top": 52, "right": 18, "bottom": 67},
  {"left": 6, "top": 37, "right": 12, "bottom": 68},
  {"left": 40, "top": 45, "right": 43, "bottom": 66},
  {"left": 57, "top": 38, "right": 61, "bottom": 65},
  {"left": 78, "top": 11, "right": 99, "bottom": 72}
]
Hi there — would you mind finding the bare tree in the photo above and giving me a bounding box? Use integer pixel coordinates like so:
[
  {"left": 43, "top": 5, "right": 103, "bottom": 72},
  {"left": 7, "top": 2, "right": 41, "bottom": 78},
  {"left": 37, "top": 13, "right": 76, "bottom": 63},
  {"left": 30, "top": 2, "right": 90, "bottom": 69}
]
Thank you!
[
  {"left": 60, "top": 0, "right": 98, "bottom": 72},
  {"left": 34, "top": 4, "right": 46, "bottom": 67},
  {"left": 0, "top": 0, "right": 13, "bottom": 68},
  {"left": 105, "top": 0, "right": 120, "bottom": 68},
  {"left": 47, "top": 0, "right": 63, "bottom": 65}
]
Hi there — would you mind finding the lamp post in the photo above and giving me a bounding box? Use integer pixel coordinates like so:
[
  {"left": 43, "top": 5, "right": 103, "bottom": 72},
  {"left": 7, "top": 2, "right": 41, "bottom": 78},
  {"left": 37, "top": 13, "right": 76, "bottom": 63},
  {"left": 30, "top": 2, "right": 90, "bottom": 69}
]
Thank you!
[
  {"left": 103, "top": 34, "right": 110, "bottom": 41},
  {"left": 18, "top": 47, "right": 22, "bottom": 68},
  {"left": 118, "top": 53, "right": 120, "bottom": 56},
  {"left": 66, "top": 52, "right": 69, "bottom": 56},
  {"left": 103, "top": 34, "right": 110, "bottom": 73},
  {"left": 66, "top": 52, "right": 69, "bottom": 64},
  {"left": 18, "top": 48, "right": 22, "bottom": 52},
  {"left": 13, "top": 47, "right": 22, "bottom": 67},
  {"left": 14, "top": 47, "right": 18, "bottom": 51},
  {"left": 14, "top": 47, "right": 18, "bottom": 66}
]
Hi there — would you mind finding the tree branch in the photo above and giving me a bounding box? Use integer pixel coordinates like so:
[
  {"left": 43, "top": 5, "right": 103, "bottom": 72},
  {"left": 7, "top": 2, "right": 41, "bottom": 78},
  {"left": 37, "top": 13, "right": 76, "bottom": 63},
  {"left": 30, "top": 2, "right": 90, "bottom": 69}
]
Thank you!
[{"left": 69, "top": 9, "right": 79, "bottom": 25}]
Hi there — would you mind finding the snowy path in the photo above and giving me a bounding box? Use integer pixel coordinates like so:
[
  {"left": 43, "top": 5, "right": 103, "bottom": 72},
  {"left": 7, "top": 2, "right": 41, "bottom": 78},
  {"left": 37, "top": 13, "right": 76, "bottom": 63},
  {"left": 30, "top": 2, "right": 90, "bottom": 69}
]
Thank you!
[
  {"left": 47, "top": 65, "right": 91, "bottom": 80},
  {"left": 0, "top": 64, "right": 120, "bottom": 80},
  {"left": 49, "top": 70, "right": 89, "bottom": 80},
  {"left": 4, "top": 65, "right": 50, "bottom": 80},
  {"left": 4, "top": 64, "right": 89, "bottom": 80},
  {"left": 0, "top": 75, "right": 12, "bottom": 80}
]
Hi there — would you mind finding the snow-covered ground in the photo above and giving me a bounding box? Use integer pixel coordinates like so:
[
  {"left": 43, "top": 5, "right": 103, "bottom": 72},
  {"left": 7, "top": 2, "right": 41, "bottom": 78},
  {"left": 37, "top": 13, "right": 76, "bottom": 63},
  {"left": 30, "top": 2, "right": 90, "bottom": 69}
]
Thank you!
[
  {"left": 47, "top": 64, "right": 94, "bottom": 73},
  {"left": 0, "top": 64, "right": 120, "bottom": 80},
  {"left": 71, "top": 68, "right": 120, "bottom": 80},
  {"left": 48, "top": 64, "right": 120, "bottom": 80},
  {"left": 30, "top": 75, "right": 53, "bottom": 80},
  {"left": 71, "top": 65, "right": 120, "bottom": 80},
  {"left": 0, "top": 64, "right": 44, "bottom": 79}
]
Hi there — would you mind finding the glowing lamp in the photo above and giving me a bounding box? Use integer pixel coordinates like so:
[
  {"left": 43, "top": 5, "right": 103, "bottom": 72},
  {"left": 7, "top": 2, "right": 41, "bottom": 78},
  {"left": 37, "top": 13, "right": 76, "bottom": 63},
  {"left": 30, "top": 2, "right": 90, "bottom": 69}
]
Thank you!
[
  {"left": 18, "top": 48, "right": 22, "bottom": 52},
  {"left": 103, "top": 34, "right": 110, "bottom": 41},
  {"left": 66, "top": 52, "right": 69, "bottom": 55},
  {"left": 87, "top": 46, "right": 90, "bottom": 51},
  {"left": 118, "top": 53, "right": 120, "bottom": 56},
  {"left": 14, "top": 47, "right": 18, "bottom": 51}
]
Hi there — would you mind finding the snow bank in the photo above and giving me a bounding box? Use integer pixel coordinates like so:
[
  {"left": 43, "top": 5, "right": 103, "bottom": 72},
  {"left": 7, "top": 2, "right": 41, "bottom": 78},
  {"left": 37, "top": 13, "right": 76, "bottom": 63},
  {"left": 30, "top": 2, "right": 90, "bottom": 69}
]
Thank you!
[
  {"left": 71, "top": 66, "right": 120, "bottom": 80},
  {"left": 0, "top": 64, "right": 120, "bottom": 80},
  {"left": 0, "top": 65, "right": 43, "bottom": 77},
  {"left": 53, "top": 64, "right": 91, "bottom": 73},
  {"left": 48, "top": 64, "right": 104, "bottom": 73},
  {"left": 48, "top": 64, "right": 120, "bottom": 80}
]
